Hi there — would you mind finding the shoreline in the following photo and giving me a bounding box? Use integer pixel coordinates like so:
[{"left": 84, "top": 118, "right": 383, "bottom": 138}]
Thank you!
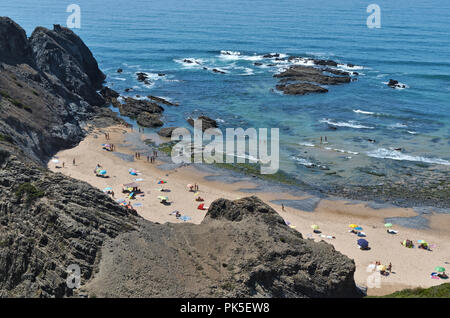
[{"left": 48, "top": 124, "right": 450, "bottom": 296}]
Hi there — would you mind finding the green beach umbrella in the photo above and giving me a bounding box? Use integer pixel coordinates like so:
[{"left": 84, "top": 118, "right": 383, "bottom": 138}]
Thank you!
[
  {"left": 384, "top": 223, "right": 393, "bottom": 228},
  {"left": 311, "top": 225, "right": 320, "bottom": 230},
  {"left": 435, "top": 266, "right": 445, "bottom": 272}
]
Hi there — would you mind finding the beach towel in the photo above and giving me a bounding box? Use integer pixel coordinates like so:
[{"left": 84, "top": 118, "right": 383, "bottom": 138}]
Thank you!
[
  {"left": 133, "top": 203, "right": 143, "bottom": 207},
  {"left": 357, "top": 232, "right": 366, "bottom": 237},
  {"left": 135, "top": 178, "right": 144, "bottom": 181},
  {"left": 179, "top": 216, "right": 192, "bottom": 222}
]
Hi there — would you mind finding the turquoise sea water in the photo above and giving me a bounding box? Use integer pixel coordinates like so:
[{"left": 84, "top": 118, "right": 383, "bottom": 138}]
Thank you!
[{"left": 2, "top": 0, "right": 449, "bottom": 187}]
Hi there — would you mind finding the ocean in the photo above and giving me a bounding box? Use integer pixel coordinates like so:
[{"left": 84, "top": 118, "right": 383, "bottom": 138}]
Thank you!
[{"left": 2, "top": 0, "right": 449, "bottom": 188}]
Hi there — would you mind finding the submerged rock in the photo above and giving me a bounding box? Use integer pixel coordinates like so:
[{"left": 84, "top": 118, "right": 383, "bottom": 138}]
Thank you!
[
  {"left": 187, "top": 116, "right": 218, "bottom": 131},
  {"left": 137, "top": 112, "right": 163, "bottom": 128},
  {"left": 157, "top": 127, "right": 178, "bottom": 137}
]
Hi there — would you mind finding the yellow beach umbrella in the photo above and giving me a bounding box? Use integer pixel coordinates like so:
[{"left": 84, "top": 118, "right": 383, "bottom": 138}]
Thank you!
[
  {"left": 377, "top": 265, "right": 386, "bottom": 272},
  {"left": 349, "top": 224, "right": 358, "bottom": 228}
]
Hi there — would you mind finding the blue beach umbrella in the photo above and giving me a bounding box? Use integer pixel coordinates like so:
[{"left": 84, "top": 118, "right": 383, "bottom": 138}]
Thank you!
[
  {"left": 357, "top": 239, "right": 369, "bottom": 249},
  {"left": 99, "top": 170, "right": 107, "bottom": 175},
  {"left": 354, "top": 227, "right": 363, "bottom": 231}
]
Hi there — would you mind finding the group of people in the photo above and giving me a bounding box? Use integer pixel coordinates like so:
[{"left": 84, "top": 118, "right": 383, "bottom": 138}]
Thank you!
[
  {"left": 188, "top": 184, "right": 200, "bottom": 192},
  {"left": 375, "top": 261, "right": 393, "bottom": 276},
  {"left": 320, "top": 136, "right": 328, "bottom": 143}
]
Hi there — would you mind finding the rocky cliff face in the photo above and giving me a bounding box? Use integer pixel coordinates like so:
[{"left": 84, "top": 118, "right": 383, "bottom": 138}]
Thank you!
[
  {"left": 0, "top": 151, "right": 137, "bottom": 297},
  {"left": 0, "top": 17, "right": 120, "bottom": 164},
  {"left": 84, "top": 197, "right": 361, "bottom": 298},
  {"left": 0, "top": 18, "right": 362, "bottom": 298}
]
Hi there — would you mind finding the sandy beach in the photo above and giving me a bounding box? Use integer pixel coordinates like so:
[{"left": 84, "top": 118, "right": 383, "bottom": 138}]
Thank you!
[{"left": 48, "top": 125, "right": 450, "bottom": 296}]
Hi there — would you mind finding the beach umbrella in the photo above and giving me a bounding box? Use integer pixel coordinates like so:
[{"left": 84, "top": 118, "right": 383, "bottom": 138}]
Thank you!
[
  {"left": 103, "top": 187, "right": 112, "bottom": 192},
  {"left": 349, "top": 224, "right": 358, "bottom": 228},
  {"left": 311, "top": 225, "right": 320, "bottom": 230},
  {"left": 157, "top": 196, "right": 168, "bottom": 201},
  {"left": 357, "top": 239, "right": 369, "bottom": 248},
  {"left": 99, "top": 170, "right": 107, "bottom": 175},
  {"left": 158, "top": 180, "right": 167, "bottom": 184},
  {"left": 384, "top": 223, "right": 393, "bottom": 228},
  {"left": 51, "top": 159, "right": 59, "bottom": 163},
  {"left": 435, "top": 266, "right": 445, "bottom": 273},
  {"left": 354, "top": 227, "right": 363, "bottom": 231},
  {"left": 418, "top": 240, "right": 427, "bottom": 244},
  {"left": 377, "top": 265, "right": 386, "bottom": 272}
]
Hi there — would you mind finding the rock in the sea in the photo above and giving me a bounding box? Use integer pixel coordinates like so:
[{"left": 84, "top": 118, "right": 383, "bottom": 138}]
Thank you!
[
  {"left": 263, "top": 53, "right": 280, "bottom": 58},
  {"left": 147, "top": 95, "right": 179, "bottom": 106},
  {"left": 274, "top": 64, "right": 354, "bottom": 95},
  {"left": 275, "top": 65, "right": 351, "bottom": 85},
  {"left": 187, "top": 116, "right": 218, "bottom": 131},
  {"left": 136, "top": 72, "right": 148, "bottom": 82},
  {"left": 212, "top": 68, "right": 226, "bottom": 74},
  {"left": 387, "top": 79, "right": 406, "bottom": 89},
  {"left": 137, "top": 112, "right": 163, "bottom": 128},
  {"left": 119, "top": 97, "right": 164, "bottom": 118},
  {"left": 276, "top": 83, "right": 328, "bottom": 95},
  {"left": 157, "top": 127, "right": 178, "bottom": 138}
]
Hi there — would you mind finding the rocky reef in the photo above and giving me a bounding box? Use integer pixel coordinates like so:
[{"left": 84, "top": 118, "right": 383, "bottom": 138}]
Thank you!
[{"left": 274, "top": 59, "right": 357, "bottom": 95}]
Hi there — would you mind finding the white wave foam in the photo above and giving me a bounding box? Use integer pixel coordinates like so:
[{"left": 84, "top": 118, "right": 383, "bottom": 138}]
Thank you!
[
  {"left": 389, "top": 123, "right": 408, "bottom": 129},
  {"left": 299, "top": 142, "right": 315, "bottom": 147},
  {"left": 219, "top": 50, "right": 263, "bottom": 61},
  {"left": 320, "top": 118, "right": 374, "bottom": 129},
  {"left": 324, "top": 147, "right": 359, "bottom": 155},
  {"left": 337, "top": 63, "right": 364, "bottom": 70},
  {"left": 291, "top": 156, "right": 315, "bottom": 167},
  {"left": 407, "top": 131, "right": 418, "bottom": 135},
  {"left": 367, "top": 148, "right": 450, "bottom": 166},
  {"left": 353, "top": 109, "right": 375, "bottom": 115}
]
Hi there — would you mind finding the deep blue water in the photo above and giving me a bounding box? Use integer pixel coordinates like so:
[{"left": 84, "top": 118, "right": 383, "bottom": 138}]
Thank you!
[{"left": 2, "top": 0, "right": 449, "bottom": 186}]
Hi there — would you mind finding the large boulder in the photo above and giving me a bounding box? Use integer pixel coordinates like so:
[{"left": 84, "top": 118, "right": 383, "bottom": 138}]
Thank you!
[
  {"left": 157, "top": 127, "right": 178, "bottom": 138},
  {"left": 0, "top": 17, "right": 32, "bottom": 64},
  {"left": 187, "top": 115, "right": 218, "bottom": 131},
  {"left": 29, "top": 24, "right": 105, "bottom": 105},
  {"left": 119, "top": 97, "right": 163, "bottom": 118},
  {"left": 136, "top": 112, "right": 163, "bottom": 128},
  {"left": 84, "top": 196, "right": 362, "bottom": 298}
]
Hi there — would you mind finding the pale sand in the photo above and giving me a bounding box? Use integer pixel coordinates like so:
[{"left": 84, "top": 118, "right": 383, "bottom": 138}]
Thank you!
[{"left": 48, "top": 125, "right": 450, "bottom": 296}]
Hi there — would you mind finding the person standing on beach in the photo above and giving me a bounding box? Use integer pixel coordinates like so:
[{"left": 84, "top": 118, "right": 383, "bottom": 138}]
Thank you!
[
  {"left": 73, "top": 158, "right": 75, "bottom": 165},
  {"left": 282, "top": 204, "right": 285, "bottom": 212},
  {"left": 111, "top": 190, "right": 115, "bottom": 198},
  {"left": 320, "top": 136, "right": 323, "bottom": 144},
  {"left": 325, "top": 136, "right": 327, "bottom": 142},
  {"left": 62, "top": 162, "right": 65, "bottom": 168}
]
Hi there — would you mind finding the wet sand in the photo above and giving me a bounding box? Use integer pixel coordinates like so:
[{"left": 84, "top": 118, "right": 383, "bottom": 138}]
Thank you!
[{"left": 48, "top": 125, "right": 450, "bottom": 296}]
